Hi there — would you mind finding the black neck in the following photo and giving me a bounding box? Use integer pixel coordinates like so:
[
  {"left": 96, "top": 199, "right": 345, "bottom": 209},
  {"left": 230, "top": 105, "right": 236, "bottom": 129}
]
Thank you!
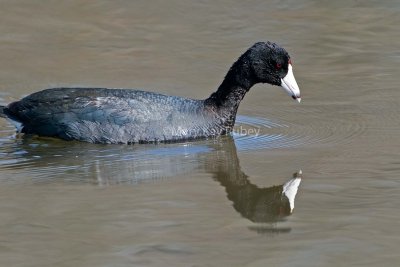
[{"left": 205, "top": 53, "right": 256, "bottom": 127}]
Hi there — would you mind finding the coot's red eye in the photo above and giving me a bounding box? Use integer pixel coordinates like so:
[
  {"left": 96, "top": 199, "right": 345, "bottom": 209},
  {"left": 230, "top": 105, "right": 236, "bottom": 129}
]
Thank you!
[{"left": 275, "top": 63, "right": 282, "bottom": 69}]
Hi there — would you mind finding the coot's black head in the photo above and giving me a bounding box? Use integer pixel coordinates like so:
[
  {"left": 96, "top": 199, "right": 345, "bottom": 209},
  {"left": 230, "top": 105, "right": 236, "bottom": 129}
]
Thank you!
[{"left": 247, "top": 42, "right": 301, "bottom": 102}]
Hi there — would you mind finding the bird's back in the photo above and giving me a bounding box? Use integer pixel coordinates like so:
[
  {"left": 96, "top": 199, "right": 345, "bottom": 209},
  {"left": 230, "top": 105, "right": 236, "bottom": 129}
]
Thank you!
[{"left": 3, "top": 88, "right": 222, "bottom": 143}]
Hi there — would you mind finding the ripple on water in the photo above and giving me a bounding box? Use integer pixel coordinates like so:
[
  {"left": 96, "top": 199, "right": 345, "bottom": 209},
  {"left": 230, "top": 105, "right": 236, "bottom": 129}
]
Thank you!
[
  {"left": 234, "top": 108, "right": 367, "bottom": 151},
  {"left": 0, "top": 110, "right": 367, "bottom": 183}
]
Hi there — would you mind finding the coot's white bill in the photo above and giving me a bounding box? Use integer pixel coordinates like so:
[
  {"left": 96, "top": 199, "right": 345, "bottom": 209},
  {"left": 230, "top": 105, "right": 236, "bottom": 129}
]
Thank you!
[{"left": 281, "top": 64, "right": 301, "bottom": 103}]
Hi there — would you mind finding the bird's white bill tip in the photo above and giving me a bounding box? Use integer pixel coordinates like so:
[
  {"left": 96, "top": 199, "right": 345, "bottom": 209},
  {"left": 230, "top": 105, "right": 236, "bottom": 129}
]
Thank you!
[{"left": 281, "top": 64, "right": 301, "bottom": 103}]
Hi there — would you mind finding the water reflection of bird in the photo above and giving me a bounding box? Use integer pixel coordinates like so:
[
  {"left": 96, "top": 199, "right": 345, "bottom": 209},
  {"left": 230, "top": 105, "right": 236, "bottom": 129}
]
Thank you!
[
  {"left": 206, "top": 138, "right": 302, "bottom": 224},
  {"left": 0, "top": 42, "right": 300, "bottom": 144},
  {"left": 216, "top": 171, "right": 302, "bottom": 223},
  {"left": 0, "top": 135, "right": 301, "bottom": 226}
]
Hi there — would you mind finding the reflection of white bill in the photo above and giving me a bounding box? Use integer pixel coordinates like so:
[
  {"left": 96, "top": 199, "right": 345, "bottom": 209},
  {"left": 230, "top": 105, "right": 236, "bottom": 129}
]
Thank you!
[{"left": 282, "top": 170, "right": 302, "bottom": 213}]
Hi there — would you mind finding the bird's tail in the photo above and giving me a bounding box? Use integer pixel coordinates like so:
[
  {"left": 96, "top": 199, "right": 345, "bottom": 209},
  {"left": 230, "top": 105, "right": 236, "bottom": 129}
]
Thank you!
[{"left": 0, "top": 105, "right": 7, "bottom": 118}]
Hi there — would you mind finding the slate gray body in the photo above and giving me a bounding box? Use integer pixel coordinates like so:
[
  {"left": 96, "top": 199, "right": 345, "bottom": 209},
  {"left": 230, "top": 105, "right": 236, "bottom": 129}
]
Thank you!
[{"left": 4, "top": 88, "right": 230, "bottom": 143}]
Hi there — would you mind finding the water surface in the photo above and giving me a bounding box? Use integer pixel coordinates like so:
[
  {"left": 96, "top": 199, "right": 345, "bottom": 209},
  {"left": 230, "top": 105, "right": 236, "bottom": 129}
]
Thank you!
[{"left": 1, "top": 1, "right": 400, "bottom": 266}]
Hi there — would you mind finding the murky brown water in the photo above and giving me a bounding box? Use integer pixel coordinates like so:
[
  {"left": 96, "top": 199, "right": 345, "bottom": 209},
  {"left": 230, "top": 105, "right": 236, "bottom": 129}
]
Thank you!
[{"left": 1, "top": 1, "right": 400, "bottom": 266}]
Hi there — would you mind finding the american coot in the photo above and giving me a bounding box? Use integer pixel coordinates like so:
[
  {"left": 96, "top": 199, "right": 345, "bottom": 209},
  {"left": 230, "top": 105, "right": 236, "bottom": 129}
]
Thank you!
[{"left": 0, "top": 42, "right": 301, "bottom": 144}]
